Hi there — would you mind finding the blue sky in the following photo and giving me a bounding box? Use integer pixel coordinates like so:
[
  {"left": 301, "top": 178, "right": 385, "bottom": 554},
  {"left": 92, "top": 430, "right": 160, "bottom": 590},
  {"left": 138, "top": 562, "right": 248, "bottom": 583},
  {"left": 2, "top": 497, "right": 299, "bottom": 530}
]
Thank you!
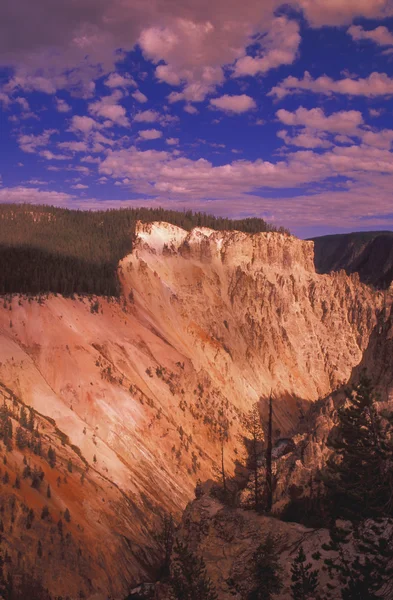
[{"left": 1, "top": 1, "right": 393, "bottom": 237}]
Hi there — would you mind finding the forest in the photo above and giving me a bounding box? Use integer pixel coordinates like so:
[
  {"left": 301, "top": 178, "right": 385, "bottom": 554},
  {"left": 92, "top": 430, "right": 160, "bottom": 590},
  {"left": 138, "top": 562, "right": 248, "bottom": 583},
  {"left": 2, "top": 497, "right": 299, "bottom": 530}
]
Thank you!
[{"left": 0, "top": 204, "right": 288, "bottom": 297}]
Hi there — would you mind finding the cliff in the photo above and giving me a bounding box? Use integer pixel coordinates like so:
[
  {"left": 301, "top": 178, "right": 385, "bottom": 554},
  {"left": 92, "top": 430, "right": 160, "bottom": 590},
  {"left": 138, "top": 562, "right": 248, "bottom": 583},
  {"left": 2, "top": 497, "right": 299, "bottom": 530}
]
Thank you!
[
  {"left": 312, "top": 230, "right": 393, "bottom": 289},
  {"left": 0, "top": 221, "right": 388, "bottom": 598}
]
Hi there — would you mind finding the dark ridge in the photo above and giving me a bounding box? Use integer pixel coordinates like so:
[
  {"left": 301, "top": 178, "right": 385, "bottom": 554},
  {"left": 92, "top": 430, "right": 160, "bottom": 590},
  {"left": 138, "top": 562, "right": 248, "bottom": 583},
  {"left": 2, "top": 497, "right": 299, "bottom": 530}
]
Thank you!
[
  {"left": 0, "top": 204, "right": 288, "bottom": 297},
  {"left": 310, "top": 230, "right": 393, "bottom": 289}
]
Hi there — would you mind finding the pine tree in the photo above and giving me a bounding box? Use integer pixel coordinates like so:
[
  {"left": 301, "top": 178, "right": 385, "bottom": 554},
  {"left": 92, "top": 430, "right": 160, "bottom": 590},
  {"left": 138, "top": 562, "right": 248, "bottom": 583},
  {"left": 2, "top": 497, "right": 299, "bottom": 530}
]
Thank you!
[
  {"left": 323, "top": 373, "right": 393, "bottom": 599},
  {"left": 243, "top": 403, "right": 265, "bottom": 511},
  {"left": 324, "top": 372, "right": 393, "bottom": 522},
  {"left": 19, "top": 406, "right": 28, "bottom": 428},
  {"left": 47, "top": 446, "right": 56, "bottom": 468},
  {"left": 156, "top": 513, "right": 175, "bottom": 579},
  {"left": 322, "top": 520, "right": 393, "bottom": 600},
  {"left": 290, "top": 546, "right": 319, "bottom": 600},
  {"left": 170, "top": 539, "right": 218, "bottom": 600},
  {"left": 248, "top": 534, "right": 283, "bottom": 600}
]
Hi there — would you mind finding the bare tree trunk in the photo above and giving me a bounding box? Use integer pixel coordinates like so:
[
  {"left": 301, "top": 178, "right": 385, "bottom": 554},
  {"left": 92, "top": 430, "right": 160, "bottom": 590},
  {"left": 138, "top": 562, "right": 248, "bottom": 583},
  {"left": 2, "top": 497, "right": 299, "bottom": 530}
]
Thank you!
[
  {"left": 221, "top": 436, "right": 227, "bottom": 492},
  {"left": 253, "top": 434, "right": 259, "bottom": 510},
  {"left": 266, "top": 393, "right": 273, "bottom": 512}
]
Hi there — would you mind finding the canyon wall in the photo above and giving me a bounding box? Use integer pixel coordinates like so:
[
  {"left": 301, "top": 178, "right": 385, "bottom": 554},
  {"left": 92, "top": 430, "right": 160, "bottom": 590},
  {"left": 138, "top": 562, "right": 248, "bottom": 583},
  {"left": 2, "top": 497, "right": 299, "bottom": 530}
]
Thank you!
[{"left": 0, "top": 222, "right": 387, "bottom": 598}]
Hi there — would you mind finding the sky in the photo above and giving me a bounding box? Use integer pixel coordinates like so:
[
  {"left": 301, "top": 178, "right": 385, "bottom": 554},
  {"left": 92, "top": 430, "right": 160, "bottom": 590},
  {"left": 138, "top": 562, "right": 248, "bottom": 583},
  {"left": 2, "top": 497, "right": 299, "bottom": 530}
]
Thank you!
[{"left": 1, "top": 1, "right": 393, "bottom": 238}]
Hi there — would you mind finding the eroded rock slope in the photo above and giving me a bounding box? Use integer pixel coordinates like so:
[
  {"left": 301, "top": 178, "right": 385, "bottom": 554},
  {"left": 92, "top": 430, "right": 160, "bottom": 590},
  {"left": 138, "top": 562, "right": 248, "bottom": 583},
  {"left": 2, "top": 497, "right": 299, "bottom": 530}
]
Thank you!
[{"left": 0, "top": 221, "right": 387, "bottom": 598}]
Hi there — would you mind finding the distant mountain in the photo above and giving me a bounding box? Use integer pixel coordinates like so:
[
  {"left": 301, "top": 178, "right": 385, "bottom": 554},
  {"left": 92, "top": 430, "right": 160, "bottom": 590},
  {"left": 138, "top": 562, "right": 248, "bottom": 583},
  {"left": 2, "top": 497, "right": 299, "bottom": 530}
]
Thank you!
[{"left": 311, "top": 231, "right": 393, "bottom": 289}]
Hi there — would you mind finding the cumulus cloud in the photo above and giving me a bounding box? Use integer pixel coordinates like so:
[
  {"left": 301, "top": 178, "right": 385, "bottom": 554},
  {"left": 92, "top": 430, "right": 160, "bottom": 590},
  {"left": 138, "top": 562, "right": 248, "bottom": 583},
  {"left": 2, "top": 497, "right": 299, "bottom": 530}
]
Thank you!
[
  {"left": 166, "top": 137, "right": 179, "bottom": 145},
  {"left": 0, "top": 187, "right": 74, "bottom": 206},
  {"left": 348, "top": 24, "right": 393, "bottom": 46},
  {"left": 210, "top": 94, "right": 256, "bottom": 114},
  {"left": 132, "top": 90, "right": 148, "bottom": 103},
  {"left": 184, "top": 104, "right": 198, "bottom": 114},
  {"left": 1, "top": 0, "right": 392, "bottom": 102},
  {"left": 88, "top": 91, "right": 129, "bottom": 127},
  {"left": 104, "top": 72, "right": 136, "bottom": 89},
  {"left": 270, "top": 71, "right": 393, "bottom": 99},
  {"left": 134, "top": 109, "right": 160, "bottom": 123},
  {"left": 296, "top": 0, "right": 393, "bottom": 27},
  {"left": 58, "top": 141, "right": 89, "bottom": 153},
  {"left": 276, "top": 107, "right": 364, "bottom": 134},
  {"left": 39, "top": 150, "right": 69, "bottom": 160},
  {"left": 138, "top": 129, "right": 163, "bottom": 140},
  {"left": 55, "top": 97, "right": 71, "bottom": 112},
  {"left": 18, "top": 129, "right": 57, "bottom": 154},
  {"left": 234, "top": 17, "right": 301, "bottom": 77},
  {"left": 277, "top": 129, "right": 332, "bottom": 148},
  {"left": 69, "top": 115, "right": 100, "bottom": 134}
]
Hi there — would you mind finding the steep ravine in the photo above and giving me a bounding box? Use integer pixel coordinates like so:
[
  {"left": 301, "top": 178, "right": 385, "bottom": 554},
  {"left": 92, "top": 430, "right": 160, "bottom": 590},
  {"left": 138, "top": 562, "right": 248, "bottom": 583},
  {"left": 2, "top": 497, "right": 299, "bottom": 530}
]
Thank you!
[{"left": 0, "top": 222, "right": 388, "bottom": 598}]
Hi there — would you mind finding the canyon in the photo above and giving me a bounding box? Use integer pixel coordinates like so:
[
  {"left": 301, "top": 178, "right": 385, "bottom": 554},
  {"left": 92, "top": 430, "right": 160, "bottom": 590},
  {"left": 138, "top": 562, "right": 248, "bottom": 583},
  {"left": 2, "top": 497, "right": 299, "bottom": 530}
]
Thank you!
[{"left": 0, "top": 221, "right": 390, "bottom": 599}]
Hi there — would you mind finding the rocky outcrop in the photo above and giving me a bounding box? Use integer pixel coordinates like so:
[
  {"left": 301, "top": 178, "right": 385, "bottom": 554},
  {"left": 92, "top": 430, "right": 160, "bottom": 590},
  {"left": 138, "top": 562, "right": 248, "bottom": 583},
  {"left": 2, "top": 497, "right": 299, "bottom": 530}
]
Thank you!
[
  {"left": 168, "top": 495, "right": 335, "bottom": 600},
  {"left": 0, "top": 221, "right": 389, "bottom": 598}
]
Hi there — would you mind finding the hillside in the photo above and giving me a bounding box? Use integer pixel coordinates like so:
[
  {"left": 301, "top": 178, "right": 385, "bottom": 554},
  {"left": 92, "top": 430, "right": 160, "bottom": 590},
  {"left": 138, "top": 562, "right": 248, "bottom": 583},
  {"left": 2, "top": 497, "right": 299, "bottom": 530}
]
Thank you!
[
  {"left": 0, "top": 220, "right": 388, "bottom": 598},
  {"left": 0, "top": 204, "right": 287, "bottom": 297},
  {"left": 311, "top": 230, "right": 393, "bottom": 289}
]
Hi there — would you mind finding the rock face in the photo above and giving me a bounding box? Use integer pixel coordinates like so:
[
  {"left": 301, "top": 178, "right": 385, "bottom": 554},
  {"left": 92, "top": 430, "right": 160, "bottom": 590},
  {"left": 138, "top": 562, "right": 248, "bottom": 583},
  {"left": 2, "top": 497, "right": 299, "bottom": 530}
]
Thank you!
[
  {"left": 0, "top": 222, "right": 388, "bottom": 598},
  {"left": 312, "top": 230, "right": 393, "bottom": 289},
  {"left": 167, "top": 495, "right": 335, "bottom": 600}
]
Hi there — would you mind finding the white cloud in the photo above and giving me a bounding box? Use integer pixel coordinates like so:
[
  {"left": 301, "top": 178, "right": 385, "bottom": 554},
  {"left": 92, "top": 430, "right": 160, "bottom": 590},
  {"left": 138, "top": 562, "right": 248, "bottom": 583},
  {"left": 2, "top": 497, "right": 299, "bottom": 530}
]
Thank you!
[
  {"left": 184, "top": 104, "right": 198, "bottom": 114},
  {"left": 166, "top": 137, "right": 179, "bottom": 145},
  {"left": 276, "top": 107, "right": 364, "bottom": 134},
  {"left": 132, "top": 90, "right": 148, "bottom": 103},
  {"left": 296, "top": 0, "right": 393, "bottom": 27},
  {"left": 39, "top": 150, "right": 68, "bottom": 160},
  {"left": 348, "top": 24, "right": 393, "bottom": 46},
  {"left": 2, "top": 0, "right": 393, "bottom": 106},
  {"left": 72, "top": 183, "right": 89, "bottom": 189},
  {"left": 138, "top": 129, "right": 163, "bottom": 140},
  {"left": 69, "top": 115, "right": 99, "bottom": 134},
  {"left": 104, "top": 72, "right": 136, "bottom": 88},
  {"left": 277, "top": 129, "right": 332, "bottom": 148},
  {"left": 58, "top": 141, "right": 89, "bottom": 152},
  {"left": 18, "top": 129, "right": 57, "bottom": 153},
  {"left": 88, "top": 91, "right": 129, "bottom": 127},
  {"left": 270, "top": 71, "right": 393, "bottom": 99},
  {"left": 234, "top": 17, "right": 301, "bottom": 77},
  {"left": 134, "top": 109, "right": 160, "bottom": 123},
  {"left": 361, "top": 129, "right": 393, "bottom": 149},
  {"left": 210, "top": 94, "right": 256, "bottom": 114},
  {"left": 55, "top": 98, "right": 71, "bottom": 112}
]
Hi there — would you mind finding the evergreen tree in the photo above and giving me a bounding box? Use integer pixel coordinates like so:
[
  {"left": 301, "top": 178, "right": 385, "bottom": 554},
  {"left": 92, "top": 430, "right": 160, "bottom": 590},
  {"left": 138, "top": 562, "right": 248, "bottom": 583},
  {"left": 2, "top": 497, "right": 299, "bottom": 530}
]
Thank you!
[
  {"left": 243, "top": 403, "right": 265, "bottom": 511},
  {"left": 324, "top": 372, "right": 393, "bottom": 522},
  {"left": 248, "top": 534, "right": 283, "bottom": 600},
  {"left": 290, "top": 546, "right": 319, "bottom": 600},
  {"left": 47, "top": 446, "right": 56, "bottom": 468},
  {"left": 323, "top": 373, "right": 393, "bottom": 599},
  {"left": 170, "top": 539, "right": 218, "bottom": 600},
  {"left": 19, "top": 406, "right": 28, "bottom": 428},
  {"left": 156, "top": 513, "right": 175, "bottom": 579}
]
